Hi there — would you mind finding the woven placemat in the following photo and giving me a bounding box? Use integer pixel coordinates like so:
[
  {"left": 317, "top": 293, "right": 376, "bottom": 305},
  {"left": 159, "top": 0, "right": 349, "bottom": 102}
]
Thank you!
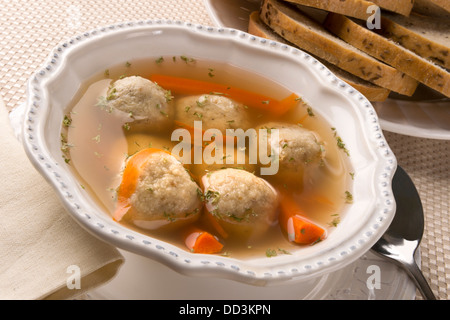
[
  {"left": 383, "top": 132, "right": 449, "bottom": 300},
  {"left": 0, "top": 0, "right": 448, "bottom": 300},
  {"left": 0, "top": 0, "right": 214, "bottom": 113}
]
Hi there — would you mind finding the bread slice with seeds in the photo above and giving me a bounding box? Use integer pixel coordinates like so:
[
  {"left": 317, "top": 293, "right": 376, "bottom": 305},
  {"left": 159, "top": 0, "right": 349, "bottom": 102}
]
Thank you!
[
  {"left": 413, "top": 0, "right": 450, "bottom": 18},
  {"left": 260, "top": 0, "right": 418, "bottom": 96},
  {"left": 377, "top": 12, "right": 450, "bottom": 69},
  {"left": 283, "top": 0, "right": 414, "bottom": 19},
  {"left": 323, "top": 12, "right": 450, "bottom": 98},
  {"left": 247, "top": 11, "right": 390, "bottom": 101}
]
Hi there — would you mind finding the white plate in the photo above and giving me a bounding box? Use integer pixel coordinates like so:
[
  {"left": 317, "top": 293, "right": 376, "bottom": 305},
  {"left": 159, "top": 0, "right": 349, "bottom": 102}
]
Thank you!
[
  {"left": 373, "top": 99, "right": 450, "bottom": 140},
  {"left": 203, "top": 0, "right": 450, "bottom": 140},
  {"left": 87, "top": 249, "right": 416, "bottom": 300}
]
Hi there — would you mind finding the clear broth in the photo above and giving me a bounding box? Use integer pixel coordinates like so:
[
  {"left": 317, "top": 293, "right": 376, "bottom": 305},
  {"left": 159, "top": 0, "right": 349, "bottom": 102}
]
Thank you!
[{"left": 63, "top": 57, "right": 352, "bottom": 258}]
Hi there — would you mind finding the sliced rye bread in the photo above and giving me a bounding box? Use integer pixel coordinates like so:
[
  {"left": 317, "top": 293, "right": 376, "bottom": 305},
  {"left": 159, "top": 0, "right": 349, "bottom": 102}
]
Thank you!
[
  {"left": 369, "top": 0, "right": 414, "bottom": 16},
  {"left": 260, "top": 0, "right": 418, "bottom": 96},
  {"left": 378, "top": 12, "right": 450, "bottom": 69},
  {"left": 413, "top": 0, "right": 450, "bottom": 18},
  {"left": 283, "top": 0, "right": 413, "bottom": 19},
  {"left": 323, "top": 13, "right": 450, "bottom": 98},
  {"left": 247, "top": 11, "right": 391, "bottom": 101}
]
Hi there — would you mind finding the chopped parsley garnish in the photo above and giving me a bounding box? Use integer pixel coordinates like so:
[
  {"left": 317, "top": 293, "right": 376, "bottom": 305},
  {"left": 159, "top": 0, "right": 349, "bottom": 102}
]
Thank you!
[
  {"left": 345, "top": 191, "right": 353, "bottom": 204},
  {"left": 62, "top": 114, "right": 72, "bottom": 127},
  {"left": 106, "top": 87, "right": 117, "bottom": 101},
  {"left": 164, "top": 90, "right": 174, "bottom": 102},
  {"left": 329, "top": 214, "right": 340, "bottom": 227},
  {"left": 336, "top": 136, "right": 350, "bottom": 156},
  {"left": 193, "top": 111, "right": 203, "bottom": 119},
  {"left": 180, "top": 55, "right": 196, "bottom": 64},
  {"left": 205, "top": 190, "right": 220, "bottom": 205},
  {"left": 92, "top": 135, "right": 101, "bottom": 143},
  {"left": 331, "top": 127, "right": 350, "bottom": 156},
  {"left": 265, "top": 248, "right": 277, "bottom": 257}
]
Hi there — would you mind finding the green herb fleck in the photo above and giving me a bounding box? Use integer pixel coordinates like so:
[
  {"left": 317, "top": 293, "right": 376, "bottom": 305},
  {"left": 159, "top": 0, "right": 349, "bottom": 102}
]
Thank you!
[
  {"left": 278, "top": 248, "right": 291, "bottom": 255},
  {"left": 193, "top": 111, "right": 203, "bottom": 119},
  {"left": 345, "top": 191, "right": 353, "bottom": 204},
  {"left": 205, "top": 190, "right": 220, "bottom": 205},
  {"left": 106, "top": 87, "right": 117, "bottom": 101},
  {"left": 196, "top": 99, "right": 207, "bottom": 108},
  {"left": 92, "top": 135, "right": 101, "bottom": 144},
  {"left": 180, "top": 55, "right": 196, "bottom": 64},
  {"left": 329, "top": 214, "right": 340, "bottom": 227},
  {"left": 336, "top": 136, "right": 350, "bottom": 156},
  {"left": 163, "top": 212, "right": 176, "bottom": 222},
  {"left": 196, "top": 188, "right": 205, "bottom": 201},
  {"left": 266, "top": 248, "right": 277, "bottom": 258},
  {"left": 63, "top": 114, "right": 72, "bottom": 127},
  {"left": 165, "top": 90, "right": 174, "bottom": 102},
  {"left": 60, "top": 133, "right": 74, "bottom": 154}
]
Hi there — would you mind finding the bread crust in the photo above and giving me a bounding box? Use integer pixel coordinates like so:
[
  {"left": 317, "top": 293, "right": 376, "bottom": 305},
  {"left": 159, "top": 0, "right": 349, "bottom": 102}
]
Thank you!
[
  {"left": 379, "top": 12, "right": 450, "bottom": 69},
  {"left": 284, "top": 0, "right": 413, "bottom": 17},
  {"left": 248, "top": 11, "right": 390, "bottom": 101},
  {"left": 413, "top": 0, "right": 450, "bottom": 17},
  {"left": 324, "top": 12, "right": 450, "bottom": 98},
  {"left": 260, "top": 0, "right": 418, "bottom": 95}
]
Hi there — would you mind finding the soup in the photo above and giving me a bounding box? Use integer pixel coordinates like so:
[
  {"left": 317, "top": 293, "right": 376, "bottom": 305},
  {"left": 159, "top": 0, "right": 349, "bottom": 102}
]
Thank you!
[{"left": 62, "top": 57, "right": 352, "bottom": 258}]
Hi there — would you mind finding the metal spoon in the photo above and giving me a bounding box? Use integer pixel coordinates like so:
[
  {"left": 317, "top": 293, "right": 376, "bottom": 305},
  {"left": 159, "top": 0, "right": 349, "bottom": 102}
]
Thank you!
[{"left": 371, "top": 165, "right": 437, "bottom": 300}]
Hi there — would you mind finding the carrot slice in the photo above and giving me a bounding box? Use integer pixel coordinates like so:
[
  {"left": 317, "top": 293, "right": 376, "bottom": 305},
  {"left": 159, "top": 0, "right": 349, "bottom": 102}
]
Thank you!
[
  {"left": 277, "top": 190, "right": 327, "bottom": 245},
  {"left": 203, "top": 207, "right": 229, "bottom": 239},
  {"left": 286, "top": 215, "right": 326, "bottom": 245},
  {"left": 185, "top": 228, "right": 224, "bottom": 254},
  {"left": 276, "top": 93, "right": 301, "bottom": 116},
  {"left": 150, "top": 74, "right": 299, "bottom": 116},
  {"left": 113, "top": 148, "right": 170, "bottom": 221}
]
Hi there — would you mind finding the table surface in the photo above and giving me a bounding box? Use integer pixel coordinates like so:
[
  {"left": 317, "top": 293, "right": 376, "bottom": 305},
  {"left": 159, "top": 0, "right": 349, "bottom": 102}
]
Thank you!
[{"left": 0, "top": 0, "right": 448, "bottom": 300}]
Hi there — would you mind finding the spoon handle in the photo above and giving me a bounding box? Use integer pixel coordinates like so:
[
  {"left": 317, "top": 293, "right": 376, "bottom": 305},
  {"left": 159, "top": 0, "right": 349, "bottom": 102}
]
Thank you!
[{"left": 404, "top": 261, "right": 437, "bottom": 300}]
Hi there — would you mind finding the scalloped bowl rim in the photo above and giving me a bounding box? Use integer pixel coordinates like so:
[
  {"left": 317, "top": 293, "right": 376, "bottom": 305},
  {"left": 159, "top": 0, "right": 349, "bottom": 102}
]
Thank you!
[{"left": 22, "top": 20, "right": 397, "bottom": 286}]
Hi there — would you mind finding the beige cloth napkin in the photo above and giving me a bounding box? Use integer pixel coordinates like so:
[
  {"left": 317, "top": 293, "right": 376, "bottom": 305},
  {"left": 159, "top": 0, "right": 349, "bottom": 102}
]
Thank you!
[{"left": 0, "top": 100, "right": 124, "bottom": 300}]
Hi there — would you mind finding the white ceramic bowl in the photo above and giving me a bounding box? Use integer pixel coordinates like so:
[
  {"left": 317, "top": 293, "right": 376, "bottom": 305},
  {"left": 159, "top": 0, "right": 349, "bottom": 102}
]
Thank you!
[{"left": 22, "top": 20, "right": 397, "bottom": 286}]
